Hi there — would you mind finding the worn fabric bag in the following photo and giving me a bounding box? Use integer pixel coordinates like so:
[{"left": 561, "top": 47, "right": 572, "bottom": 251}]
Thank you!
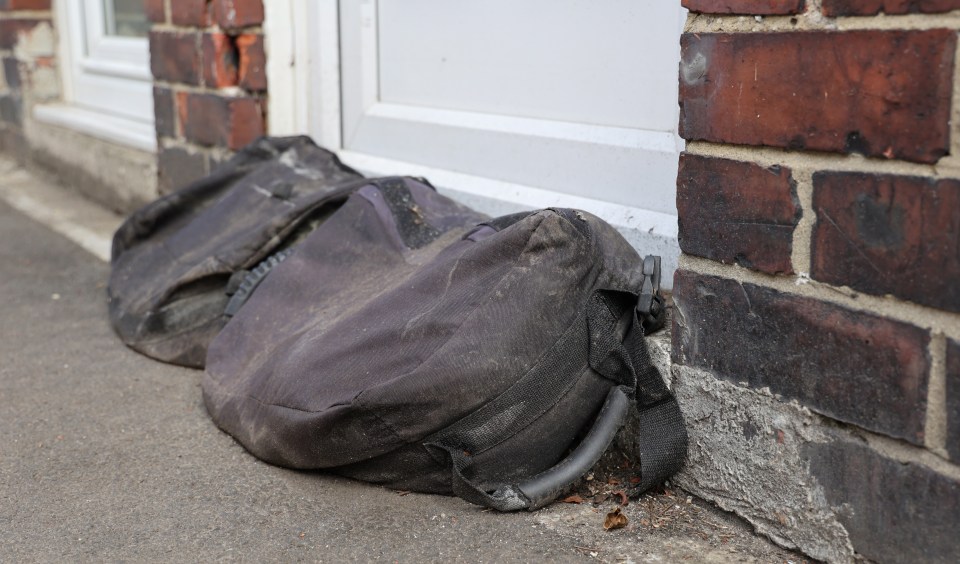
[
  {"left": 203, "top": 182, "right": 687, "bottom": 511},
  {"left": 108, "top": 136, "right": 366, "bottom": 367}
]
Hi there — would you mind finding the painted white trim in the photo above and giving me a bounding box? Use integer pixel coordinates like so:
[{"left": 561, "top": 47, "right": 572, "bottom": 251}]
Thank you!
[
  {"left": 33, "top": 103, "right": 157, "bottom": 152},
  {"left": 78, "top": 56, "right": 151, "bottom": 81},
  {"left": 366, "top": 103, "right": 680, "bottom": 152},
  {"left": 53, "top": 0, "right": 76, "bottom": 103},
  {"left": 263, "top": 0, "right": 296, "bottom": 134},
  {"left": 52, "top": 0, "right": 154, "bottom": 148},
  {"left": 264, "top": 0, "right": 340, "bottom": 145},
  {"left": 82, "top": 2, "right": 149, "bottom": 65},
  {"left": 313, "top": 0, "right": 343, "bottom": 149}
]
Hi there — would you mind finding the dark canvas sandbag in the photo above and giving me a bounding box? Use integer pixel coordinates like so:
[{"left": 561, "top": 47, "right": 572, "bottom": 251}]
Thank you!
[
  {"left": 203, "top": 188, "right": 687, "bottom": 510},
  {"left": 108, "top": 136, "right": 366, "bottom": 367}
]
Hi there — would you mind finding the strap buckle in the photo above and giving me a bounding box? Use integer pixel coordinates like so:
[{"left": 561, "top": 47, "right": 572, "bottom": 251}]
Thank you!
[{"left": 636, "top": 255, "right": 666, "bottom": 333}]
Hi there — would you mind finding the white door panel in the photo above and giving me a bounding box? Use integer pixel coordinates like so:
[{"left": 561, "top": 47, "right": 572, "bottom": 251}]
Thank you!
[
  {"left": 340, "top": 0, "right": 685, "bottom": 213},
  {"left": 377, "top": 0, "right": 682, "bottom": 131}
]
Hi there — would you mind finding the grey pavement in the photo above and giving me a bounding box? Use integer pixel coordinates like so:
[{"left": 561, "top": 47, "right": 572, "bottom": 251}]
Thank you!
[{"left": 0, "top": 186, "right": 807, "bottom": 562}]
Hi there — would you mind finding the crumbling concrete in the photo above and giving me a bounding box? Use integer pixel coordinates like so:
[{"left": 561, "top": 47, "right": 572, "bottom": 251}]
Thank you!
[{"left": 670, "top": 365, "right": 855, "bottom": 562}]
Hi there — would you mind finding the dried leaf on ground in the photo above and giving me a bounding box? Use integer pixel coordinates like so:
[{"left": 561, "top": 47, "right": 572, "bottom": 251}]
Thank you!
[
  {"left": 560, "top": 494, "right": 585, "bottom": 504},
  {"left": 603, "top": 507, "right": 628, "bottom": 531},
  {"left": 613, "top": 490, "right": 629, "bottom": 506}
]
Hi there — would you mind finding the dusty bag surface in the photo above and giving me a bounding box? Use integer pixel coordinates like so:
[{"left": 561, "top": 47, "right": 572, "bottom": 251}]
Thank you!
[
  {"left": 203, "top": 197, "right": 686, "bottom": 510},
  {"left": 108, "top": 136, "right": 365, "bottom": 367}
]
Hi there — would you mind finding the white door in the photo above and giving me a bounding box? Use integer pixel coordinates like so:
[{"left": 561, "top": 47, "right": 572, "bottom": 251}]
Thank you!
[{"left": 266, "top": 1, "right": 686, "bottom": 283}]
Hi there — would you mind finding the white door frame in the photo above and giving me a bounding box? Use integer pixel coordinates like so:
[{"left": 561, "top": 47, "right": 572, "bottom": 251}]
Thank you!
[{"left": 264, "top": 0, "right": 681, "bottom": 284}]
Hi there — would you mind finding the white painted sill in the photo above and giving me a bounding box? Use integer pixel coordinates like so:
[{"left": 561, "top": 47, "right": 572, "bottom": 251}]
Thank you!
[{"left": 32, "top": 103, "right": 157, "bottom": 153}]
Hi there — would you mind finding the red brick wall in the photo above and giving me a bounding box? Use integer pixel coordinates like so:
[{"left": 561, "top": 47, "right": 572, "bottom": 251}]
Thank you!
[
  {"left": 148, "top": 0, "right": 266, "bottom": 193},
  {"left": 676, "top": 1, "right": 960, "bottom": 561},
  {"left": 0, "top": 0, "right": 55, "bottom": 156}
]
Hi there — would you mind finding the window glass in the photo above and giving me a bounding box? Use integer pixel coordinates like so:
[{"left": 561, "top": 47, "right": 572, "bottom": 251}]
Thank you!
[{"left": 103, "top": 0, "right": 148, "bottom": 38}]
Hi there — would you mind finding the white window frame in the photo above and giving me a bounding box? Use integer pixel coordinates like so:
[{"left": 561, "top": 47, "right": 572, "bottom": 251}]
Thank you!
[
  {"left": 33, "top": 0, "right": 155, "bottom": 152},
  {"left": 265, "top": 0, "right": 683, "bottom": 283}
]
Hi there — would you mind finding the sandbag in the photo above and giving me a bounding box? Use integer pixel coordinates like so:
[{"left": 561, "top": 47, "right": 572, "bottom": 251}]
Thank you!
[
  {"left": 203, "top": 185, "right": 686, "bottom": 510},
  {"left": 108, "top": 136, "right": 365, "bottom": 367}
]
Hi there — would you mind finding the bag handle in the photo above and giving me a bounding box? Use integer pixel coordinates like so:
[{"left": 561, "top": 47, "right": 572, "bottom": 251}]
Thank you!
[
  {"left": 426, "top": 254, "right": 686, "bottom": 511},
  {"left": 516, "top": 385, "right": 632, "bottom": 509},
  {"left": 426, "top": 385, "right": 632, "bottom": 512}
]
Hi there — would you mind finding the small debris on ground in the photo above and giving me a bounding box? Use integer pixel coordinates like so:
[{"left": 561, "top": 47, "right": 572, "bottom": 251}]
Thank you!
[{"left": 603, "top": 507, "right": 628, "bottom": 530}]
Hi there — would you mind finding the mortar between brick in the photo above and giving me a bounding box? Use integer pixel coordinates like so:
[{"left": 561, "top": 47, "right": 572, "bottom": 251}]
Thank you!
[
  {"left": 151, "top": 23, "right": 265, "bottom": 34},
  {"left": 679, "top": 254, "right": 960, "bottom": 340},
  {"left": 789, "top": 169, "right": 813, "bottom": 274},
  {"left": 159, "top": 136, "right": 231, "bottom": 163},
  {"left": 686, "top": 1, "right": 960, "bottom": 33},
  {"left": 685, "top": 141, "right": 946, "bottom": 178},
  {"left": 152, "top": 80, "right": 253, "bottom": 97},
  {"left": 925, "top": 333, "right": 950, "bottom": 457},
  {"left": 836, "top": 12, "right": 960, "bottom": 30},
  {"left": 862, "top": 423, "right": 960, "bottom": 481},
  {"left": 685, "top": 3, "right": 834, "bottom": 34},
  {"left": 949, "top": 39, "right": 960, "bottom": 161},
  {"left": 0, "top": 12, "right": 53, "bottom": 19}
]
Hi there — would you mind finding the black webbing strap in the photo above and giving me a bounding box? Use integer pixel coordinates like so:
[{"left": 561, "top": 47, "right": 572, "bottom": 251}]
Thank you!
[
  {"left": 427, "top": 444, "right": 532, "bottom": 511},
  {"left": 623, "top": 312, "right": 687, "bottom": 492}
]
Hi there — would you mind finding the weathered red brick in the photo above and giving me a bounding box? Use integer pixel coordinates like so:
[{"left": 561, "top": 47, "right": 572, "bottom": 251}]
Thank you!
[
  {"left": 211, "top": 0, "right": 263, "bottom": 29},
  {"left": 149, "top": 31, "right": 201, "bottom": 85},
  {"left": 0, "top": 18, "right": 41, "bottom": 49},
  {"left": 811, "top": 172, "right": 960, "bottom": 313},
  {"left": 677, "top": 154, "right": 799, "bottom": 274},
  {"left": 153, "top": 87, "right": 176, "bottom": 139},
  {"left": 0, "top": 0, "right": 51, "bottom": 10},
  {"left": 679, "top": 31, "right": 955, "bottom": 164},
  {"left": 823, "top": 0, "right": 960, "bottom": 15},
  {"left": 947, "top": 339, "right": 960, "bottom": 461},
  {"left": 170, "top": 0, "right": 209, "bottom": 26},
  {"left": 672, "top": 270, "right": 930, "bottom": 444},
  {"left": 158, "top": 145, "right": 209, "bottom": 195},
  {"left": 804, "top": 437, "right": 960, "bottom": 563},
  {"left": 236, "top": 34, "right": 266, "bottom": 91},
  {"left": 683, "top": 0, "right": 805, "bottom": 14},
  {"left": 202, "top": 33, "right": 238, "bottom": 88},
  {"left": 144, "top": 0, "right": 166, "bottom": 23},
  {"left": 181, "top": 92, "right": 263, "bottom": 149}
]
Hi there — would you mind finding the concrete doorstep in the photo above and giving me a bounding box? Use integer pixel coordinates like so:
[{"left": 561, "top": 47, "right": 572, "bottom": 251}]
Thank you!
[{"left": 0, "top": 158, "right": 808, "bottom": 562}]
